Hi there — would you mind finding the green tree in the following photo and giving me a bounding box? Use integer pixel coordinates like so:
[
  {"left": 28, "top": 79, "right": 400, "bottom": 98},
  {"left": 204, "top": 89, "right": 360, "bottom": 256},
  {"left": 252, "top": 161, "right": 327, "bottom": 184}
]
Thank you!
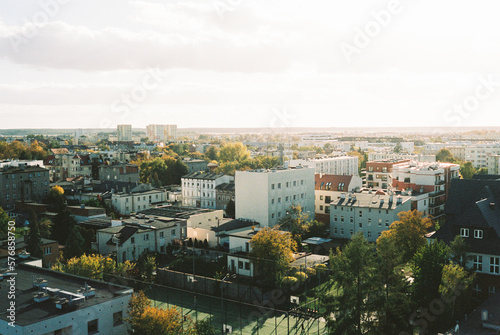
[
  {"left": 439, "top": 263, "right": 474, "bottom": 325},
  {"left": 249, "top": 227, "right": 297, "bottom": 287},
  {"left": 379, "top": 210, "right": 432, "bottom": 263},
  {"left": 136, "top": 254, "right": 157, "bottom": 283},
  {"left": 225, "top": 199, "right": 235, "bottom": 218},
  {"left": 26, "top": 216, "right": 43, "bottom": 259},
  {"left": 436, "top": 148, "right": 455, "bottom": 163},
  {"left": 51, "top": 209, "right": 77, "bottom": 245},
  {"left": 194, "top": 319, "right": 216, "bottom": 335},
  {"left": 0, "top": 206, "right": 10, "bottom": 240},
  {"left": 304, "top": 220, "right": 327, "bottom": 239},
  {"left": 322, "top": 233, "right": 378, "bottom": 334},
  {"left": 64, "top": 227, "right": 86, "bottom": 260},
  {"left": 411, "top": 241, "right": 449, "bottom": 308},
  {"left": 205, "top": 146, "right": 219, "bottom": 161},
  {"left": 375, "top": 233, "right": 413, "bottom": 334},
  {"left": 449, "top": 235, "right": 470, "bottom": 268},
  {"left": 278, "top": 205, "right": 309, "bottom": 238},
  {"left": 460, "top": 161, "right": 476, "bottom": 179},
  {"left": 393, "top": 142, "right": 403, "bottom": 153}
]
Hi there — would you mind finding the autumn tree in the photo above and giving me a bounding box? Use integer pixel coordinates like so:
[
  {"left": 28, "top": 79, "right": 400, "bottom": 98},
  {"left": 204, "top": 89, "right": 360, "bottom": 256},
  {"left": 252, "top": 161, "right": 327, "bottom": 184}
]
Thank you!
[
  {"left": 219, "top": 142, "right": 250, "bottom": 163},
  {"left": 439, "top": 263, "right": 474, "bottom": 325},
  {"left": 47, "top": 185, "right": 65, "bottom": 211},
  {"left": 322, "top": 233, "right": 378, "bottom": 334},
  {"left": 249, "top": 227, "right": 297, "bottom": 286},
  {"left": 379, "top": 210, "right": 432, "bottom": 263},
  {"left": 278, "top": 205, "right": 309, "bottom": 239},
  {"left": 127, "top": 291, "right": 195, "bottom": 335},
  {"left": 205, "top": 145, "right": 219, "bottom": 161},
  {"left": 0, "top": 206, "right": 10, "bottom": 240},
  {"left": 52, "top": 254, "right": 135, "bottom": 280}
]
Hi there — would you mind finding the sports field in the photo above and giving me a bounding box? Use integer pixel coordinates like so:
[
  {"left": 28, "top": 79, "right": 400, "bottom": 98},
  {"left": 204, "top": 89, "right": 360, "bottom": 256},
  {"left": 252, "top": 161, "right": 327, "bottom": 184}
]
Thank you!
[{"left": 146, "top": 286, "right": 328, "bottom": 334}]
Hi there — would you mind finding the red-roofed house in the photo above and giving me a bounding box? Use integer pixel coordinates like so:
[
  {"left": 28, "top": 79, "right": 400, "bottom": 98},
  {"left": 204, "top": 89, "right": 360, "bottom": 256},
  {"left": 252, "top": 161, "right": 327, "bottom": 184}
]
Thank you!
[{"left": 315, "top": 174, "right": 362, "bottom": 223}]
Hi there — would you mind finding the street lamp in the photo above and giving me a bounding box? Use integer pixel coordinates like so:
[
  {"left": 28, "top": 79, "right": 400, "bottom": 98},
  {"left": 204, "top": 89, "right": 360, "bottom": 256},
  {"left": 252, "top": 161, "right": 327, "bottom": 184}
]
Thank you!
[{"left": 112, "top": 233, "right": 119, "bottom": 265}]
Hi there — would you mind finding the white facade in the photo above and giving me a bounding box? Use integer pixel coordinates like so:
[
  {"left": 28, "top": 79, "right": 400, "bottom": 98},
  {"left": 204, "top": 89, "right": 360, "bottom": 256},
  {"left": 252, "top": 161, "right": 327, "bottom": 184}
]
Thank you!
[
  {"left": 487, "top": 155, "right": 500, "bottom": 175},
  {"left": 111, "top": 189, "right": 168, "bottom": 215},
  {"left": 181, "top": 173, "right": 234, "bottom": 209},
  {"left": 96, "top": 221, "right": 181, "bottom": 262},
  {"left": 227, "top": 230, "right": 256, "bottom": 277},
  {"left": 235, "top": 167, "right": 315, "bottom": 227},
  {"left": 465, "top": 145, "right": 500, "bottom": 168},
  {"left": 367, "top": 153, "right": 436, "bottom": 162},
  {"left": 117, "top": 124, "right": 132, "bottom": 142},
  {"left": 401, "top": 142, "right": 415, "bottom": 153},
  {"left": 286, "top": 156, "right": 358, "bottom": 176}
]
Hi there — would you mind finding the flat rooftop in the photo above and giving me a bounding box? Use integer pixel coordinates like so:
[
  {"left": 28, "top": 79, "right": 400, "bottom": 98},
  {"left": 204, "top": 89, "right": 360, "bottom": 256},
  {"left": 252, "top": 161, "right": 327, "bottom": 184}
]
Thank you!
[{"left": 0, "top": 259, "right": 132, "bottom": 327}]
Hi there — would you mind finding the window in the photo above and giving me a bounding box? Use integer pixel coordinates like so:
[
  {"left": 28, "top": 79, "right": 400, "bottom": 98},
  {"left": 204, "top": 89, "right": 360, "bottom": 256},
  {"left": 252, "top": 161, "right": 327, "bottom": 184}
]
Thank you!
[
  {"left": 278, "top": 212, "right": 281, "bottom": 218},
  {"left": 144, "top": 234, "right": 149, "bottom": 241},
  {"left": 286, "top": 182, "right": 289, "bottom": 187},
  {"left": 113, "top": 311, "right": 123, "bottom": 327},
  {"left": 325, "top": 206, "right": 330, "bottom": 214},
  {"left": 271, "top": 213, "right": 275, "bottom": 219},
  {"left": 245, "top": 242, "right": 250, "bottom": 252},
  {"left": 367, "top": 232, "right": 372, "bottom": 238},
  {"left": 160, "top": 232, "right": 164, "bottom": 238},
  {"left": 378, "top": 219, "right": 382, "bottom": 227},
  {"left": 325, "top": 196, "right": 331, "bottom": 204},
  {"left": 340, "top": 228, "right": 344, "bottom": 235},
  {"left": 320, "top": 195, "right": 324, "bottom": 201},
  {"left": 474, "top": 229, "right": 483, "bottom": 239},
  {"left": 350, "top": 217, "right": 354, "bottom": 223},
  {"left": 341, "top": 216, "right": 344, "bottom": 222},
  {"left": 489, "top": 286, "right": 496, "bottom": 294},
  {"left": 271, "top": 199, "right": 275, "bottom": 205},
  {"left": 271, "top": 184, "right": 275, "bottom": 190},
  {"left": 172, "top": 229, "right": 176, "bottom": 236},
  {"left": 368, "top": 218, "right": 372, "bottom": 225},
  {"left": 359, "top": 211, "right": 362, "bottom": 217},
  {"left": 44, "top": 247, "right": 52, "bottom": 255},
  {"left": 278, "top": 197, "right": 281, "bottom": 203},
  {"left": 88, "top": 319, "right": 98, "bottom": 334},
  {"left": 245, "top": 262, "right": 250, "bottom": 270},
  {"left": 334, "top": 215, "right": 338, "bottom": 222},
  {"left": 278, "top": 183, "right": 281, "bottom": 188},
  {"left": 293, "top": 181, "right": 297, "bottom": 186},
  {"left": 460, "top": 228, "right": 469, "bottom": 237},
  {"left": 238, "top": 261, "right": 243, "bottom": 269},
  {"left": 473, "top": 255, "right": 483, "bottom": 271},
  {"left": 359, "top": 222, "right": 362, "bottom": 229},
  {"left": 285, "top": 196, "right": 289, "bottom": 202},
  {"left": 131, "top": 237, "right": 135, "bottom": 244},
  {"left": 334, "top": 227, "right": 338, "bottom": 234},
  {"left": 490, "top": 257, "right": 500, "bottom": 274},
  {"left": 320, "top": 205, "right": 323, "bottom": 211}
]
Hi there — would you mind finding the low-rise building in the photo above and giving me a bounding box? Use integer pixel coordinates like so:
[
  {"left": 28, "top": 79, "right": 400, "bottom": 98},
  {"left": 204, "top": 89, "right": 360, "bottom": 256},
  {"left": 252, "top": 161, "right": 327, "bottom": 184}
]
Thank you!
[
  {"left": 182, "top": 158, "right": 209, "bottom": 173},
  {"left": 286, "top": 156, "right": 358, "bottom": 176},
  {"left": 98, "top": 163, "right": 140, "bottom": 183},
  {"left": 216, "top": 182, "right": 235, "bottom": 211},
  {"left": 181, "top": 172, "right": 234, "bottom": 209},
  {"left": 329, "top": 190, "right": 412, "bottom": 242},
  {"left": 0, "top": 257, "right": 133, "bottom": 335},
  {"left": 0, "top": 236, "right": 59, "bottom": 267}
]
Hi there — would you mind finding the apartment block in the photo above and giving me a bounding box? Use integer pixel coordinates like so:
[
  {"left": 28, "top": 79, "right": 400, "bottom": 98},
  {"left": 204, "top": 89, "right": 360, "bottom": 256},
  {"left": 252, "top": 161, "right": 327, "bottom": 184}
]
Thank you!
[
  {"left": 0, "top": 164, "right": 50, "bottom": 210},
  {"left": 330, "top": 191, "right": 412, "bottom": 242},
  {"left": 117, "top": 124, "right": 132, "bottom": 142},
  {"left": 146, "top": 124, "right": 177, "bottom": 142},
  {"left": 286, "top": 156, "right": 358, "bottom": 176},
  {"left": 235, "top": 167, "right": 315, "bottom": 227}
]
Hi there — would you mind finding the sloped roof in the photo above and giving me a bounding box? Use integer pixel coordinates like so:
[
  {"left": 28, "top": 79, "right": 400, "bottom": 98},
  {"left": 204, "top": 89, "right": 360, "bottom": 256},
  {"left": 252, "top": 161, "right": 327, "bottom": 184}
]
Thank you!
[
  {"left": 50, "top": 148, "right": 69, "bottom": 155},
  {"left": 315, "top": 174, "right": 353, "bottom": 191},
  {"left": 105, "top": 226, "right": 138, "bottom": 246}
]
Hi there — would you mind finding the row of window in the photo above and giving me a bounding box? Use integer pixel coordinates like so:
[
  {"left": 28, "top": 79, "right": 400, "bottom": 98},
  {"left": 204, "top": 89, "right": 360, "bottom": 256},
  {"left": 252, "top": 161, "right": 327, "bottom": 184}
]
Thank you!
[
  {"left": 88, "top": 311, "right": 124, "bottom": 334},
  {"left": 271, "top": 193, "right": 306, "bottom": 205},
  {"left": 5, "top": 191, "right": 48, "bottom": 201},
  {"left": 334, "top": 206, "right": 390, "bottom": 216},
  {"left": 334, "top": 227, "right": 381, "bottom": 238},
  {"left": 460, "top": 228, "right": 483, "bottom": 239},
  {"left": 472, "top": 255, "right": 499, "bottom": 274},
  {"left": 183, "top": 181, "right": 215, "bottom": 189},
  {"left": 271, "top": 180, "right": 305, "bottom": 190},
  {"left": 333, "top": 216, "right": 391, "bottom": 227}
]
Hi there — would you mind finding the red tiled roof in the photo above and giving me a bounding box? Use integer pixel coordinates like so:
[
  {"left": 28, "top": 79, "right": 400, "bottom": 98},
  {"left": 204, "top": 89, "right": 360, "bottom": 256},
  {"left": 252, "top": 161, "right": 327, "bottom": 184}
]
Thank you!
[{"left": 315, "top": 174, "right": 353, "bottom": 191}]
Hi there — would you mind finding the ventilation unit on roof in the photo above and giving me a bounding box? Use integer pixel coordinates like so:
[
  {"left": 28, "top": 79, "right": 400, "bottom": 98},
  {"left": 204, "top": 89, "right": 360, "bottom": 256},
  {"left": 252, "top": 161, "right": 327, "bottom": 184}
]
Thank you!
[{"left": 33, "top": 276, "right": 48, "bottom": 289}]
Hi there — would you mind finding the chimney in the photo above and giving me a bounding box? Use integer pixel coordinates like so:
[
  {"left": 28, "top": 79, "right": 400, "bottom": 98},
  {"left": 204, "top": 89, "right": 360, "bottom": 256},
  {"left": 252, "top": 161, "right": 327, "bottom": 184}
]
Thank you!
[
  {"left": 341, "top": 193, "right": 346, "bottom": 199},
  {"left": 490, "top": 202, "right": 495, "bottom": 210}
]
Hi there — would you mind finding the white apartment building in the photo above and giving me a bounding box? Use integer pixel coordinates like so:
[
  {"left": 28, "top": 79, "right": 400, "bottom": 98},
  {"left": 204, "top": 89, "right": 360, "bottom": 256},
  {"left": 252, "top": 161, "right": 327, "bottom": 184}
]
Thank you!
[
  {"left": 447, "top": 146, "right": 466, "bottom": 161},
  {"left": 235, "top": 167, "right": 315, "bottom": 227},
  {"left": 330, "top": 191, "right": 412, "bottom": 242},
  {"left": 117, "top": 124, "right": 132, "bottom": 142},
  {"left": 401, "top": 142, "right": 415, "bottom": 153},
  {"left": 286, "top": 156, "right": 358, "bottom": 176},
  {"left": 181, "top": 172, "right": 234, "bottom": 209},
  {"left": 465, "top": 145, "right": 500, "bottom": 168},
  {"left": 146, "top": 124, "right": 178, "bottom": 142},
  {"left": 487, "top": 155, "right": 500, "bottom": 175},
  {"left": 111, "top": 188, "right": 168, "bottom": 215}
]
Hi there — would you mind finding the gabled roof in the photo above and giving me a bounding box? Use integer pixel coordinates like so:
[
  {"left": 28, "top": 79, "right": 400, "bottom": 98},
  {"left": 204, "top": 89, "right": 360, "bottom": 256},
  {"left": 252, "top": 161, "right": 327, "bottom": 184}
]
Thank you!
[
  {"left": 105, "top": 226, "right": 138, "bottom": 246},
  {"left": 315, "top": 174, "right": 353, "bottom": 191}
]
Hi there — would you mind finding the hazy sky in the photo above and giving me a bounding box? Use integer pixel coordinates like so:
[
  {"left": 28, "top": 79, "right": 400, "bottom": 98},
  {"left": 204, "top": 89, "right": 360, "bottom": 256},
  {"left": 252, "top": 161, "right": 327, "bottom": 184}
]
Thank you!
[{"left": 1, "top": 0, "right": 500, "bottom": 129}]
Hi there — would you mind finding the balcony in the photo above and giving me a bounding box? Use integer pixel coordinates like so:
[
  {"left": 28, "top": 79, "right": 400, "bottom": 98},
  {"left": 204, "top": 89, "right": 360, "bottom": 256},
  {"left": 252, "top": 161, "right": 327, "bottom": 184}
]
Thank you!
[
  {"left": 435, "top": 180, "right": 446, "bottom": 185},
  {"left": 429, "top": 200, "right": 444, "bottom": 208},
  {"left": 229, "top": 246, "right": 243, "bottom": 254},
  {"left": 430, "top": 190, "right": 446, "bottom": 197}
]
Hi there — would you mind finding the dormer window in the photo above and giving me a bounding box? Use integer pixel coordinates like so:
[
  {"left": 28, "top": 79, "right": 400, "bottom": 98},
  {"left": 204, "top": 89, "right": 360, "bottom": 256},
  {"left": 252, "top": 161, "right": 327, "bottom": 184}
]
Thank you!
[
  {"left": 474, "top": 229, "right": 483, "bottom": 239},
  {"left": 460, "top": 228, "right": 469, "bottom": 237}
]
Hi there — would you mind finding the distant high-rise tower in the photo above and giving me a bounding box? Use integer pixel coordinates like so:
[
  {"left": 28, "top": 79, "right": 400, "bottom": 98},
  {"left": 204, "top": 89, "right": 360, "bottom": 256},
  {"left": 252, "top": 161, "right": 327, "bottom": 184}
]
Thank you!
[
  {"left": 117, "top": 124, "right": 132, "bottom": 142},
  {"left": 146, "top": 124, "right": 177, "bottom": 142}
]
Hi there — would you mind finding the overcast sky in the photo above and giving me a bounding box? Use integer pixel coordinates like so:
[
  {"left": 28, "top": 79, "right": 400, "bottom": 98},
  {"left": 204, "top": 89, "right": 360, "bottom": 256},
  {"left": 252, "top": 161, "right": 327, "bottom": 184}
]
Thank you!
[{"left": 1, "top": 0, "right": 500, "bottom": 129}]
